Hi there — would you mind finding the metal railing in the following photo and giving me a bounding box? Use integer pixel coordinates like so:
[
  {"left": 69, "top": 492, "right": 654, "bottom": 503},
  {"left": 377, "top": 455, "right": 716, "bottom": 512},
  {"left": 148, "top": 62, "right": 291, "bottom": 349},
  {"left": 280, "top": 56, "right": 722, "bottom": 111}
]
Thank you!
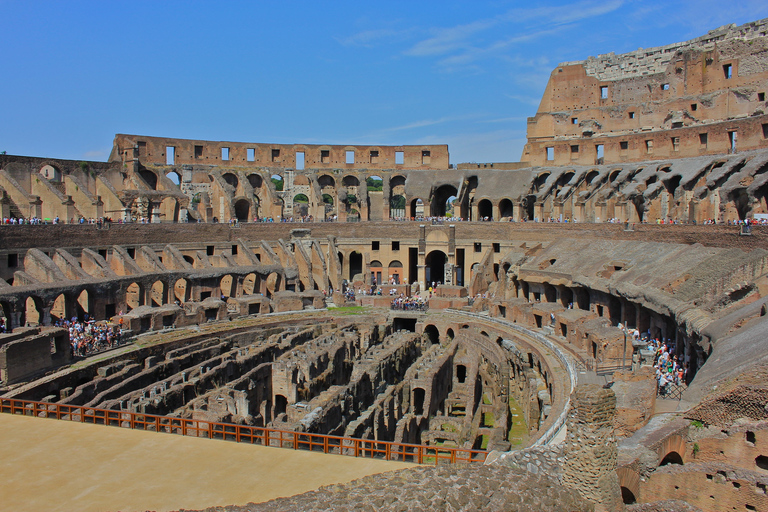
[{"left": 0, "top": 398, "right": 486, "bottom": 465}]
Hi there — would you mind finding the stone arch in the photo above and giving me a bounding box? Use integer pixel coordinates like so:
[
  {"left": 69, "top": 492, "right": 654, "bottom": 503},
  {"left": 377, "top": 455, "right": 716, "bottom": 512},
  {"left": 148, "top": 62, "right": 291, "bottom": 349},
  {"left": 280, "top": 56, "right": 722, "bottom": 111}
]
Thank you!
[
  {"left": 270, "top": 174, "right": 284, "bottom": 191},
  {"left": 370, "top": 260, "right": 383, "bottom": 285},
  {"left": 478, "top": 199, "right": 493, "bottom": 220},
  {"left": 139, "top": 169, "right": 158, "bottom": 190},
  {"left": 125, "top": 282, "right": 143, "bottom": 311},
  {"left": 160, "top": 197, "right": 180, "bottom": 222},
  {"left": 293, "top": 194, "right": 309, "bottom": 217},
  {"left": 342, "top": 175, "right": 360, "bottom": 187},
  {"left": 24, "top": 296, "right": 43, "bottom": 326},
  {"left": 220, "top": 275, "right": 235, "bottom": 298},
  {"left": 432, "top": 185, "right": 458, "bottom": 217},
  {"left": 40, "top": 164, "right": 63, "bottom": 182},
  {"left": 318, "top": 174, "right": 335, "bottom": 189},
  {"left": 150, "top": 280, "right": 166, "bottom": 306},
  {"left": 349, "top": 251, "right": 363, "bottom": 281},
  {"left": 247, "top": 173, "right": 263, "bottom": 190},
  {"left": 609, "top": 169, "right": 622, "bottom": 183},
  {"left": 390, "top": 175, "right": 406, "bottom": 195},
  {"left": 174, "top": 278, "right": 189, "bottom": 303},
  {"left": 447, "top": 328, "right": 455, "bottom": 340},
  {"left": 234, "top": 198, "right": 251, "bottom": 221},
  {"left": 50, "top": 293, "right": 68, "bottom": 323},
  {"left": 617, "top": 467, "right": 640, "bottom": 505},
  {"left": 366, "top": 175, "right": 383, "bottom": 192},
  {"left": 390, "top": 194, "right": 406, "bottom": 219},
  {"left": 388, "top": 260, "right": 403, "bottom": 284},
  {"left": 423, "top": 324, "right": 439, "bottom": 344},
  {"left": 657, "top": 435, "right": 687, "bottom": 466},
  {"left": 425, "top": 250, "right": 447, "bottom": 285},
  {"left": 499, "top": 198, "right": 514, "bottom": 219},
  {"left": 165, "top": 170, "right": 181, "bottom": 186},
  {"left": 533, "top": 172, "right": 550, "bottom": 192},
  {"left": 585, "top": 170, "right": 600, "bottom": 186},
  {"left": 242, "top": 273, "right": 259, "bottom": 295},
  {"left": 410, "top": 198, "right": 424, "bottom": 218},
  {"left": 412, "top": 387, "right": 425, "bottom": 415},
  {"left": 265, "top": 272, "right": 282, "bottom": 297},
  {"left": 222, "top": 172, "right": 239, "bottom": 188}
]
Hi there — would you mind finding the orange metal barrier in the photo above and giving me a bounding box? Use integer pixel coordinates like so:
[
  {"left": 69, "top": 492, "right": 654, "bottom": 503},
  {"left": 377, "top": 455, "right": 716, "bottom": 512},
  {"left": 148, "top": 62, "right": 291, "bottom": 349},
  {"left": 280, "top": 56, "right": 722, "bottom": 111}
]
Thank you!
[{"left": 0, "top": 398, "right": 486, "bottom": 465}]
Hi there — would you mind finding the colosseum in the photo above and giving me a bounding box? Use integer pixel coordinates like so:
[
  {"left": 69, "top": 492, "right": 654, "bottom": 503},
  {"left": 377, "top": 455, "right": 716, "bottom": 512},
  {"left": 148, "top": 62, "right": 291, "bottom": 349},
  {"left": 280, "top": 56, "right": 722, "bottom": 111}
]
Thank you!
[{"left": 2, "top": 18, "right": 768, "bottom": 512}]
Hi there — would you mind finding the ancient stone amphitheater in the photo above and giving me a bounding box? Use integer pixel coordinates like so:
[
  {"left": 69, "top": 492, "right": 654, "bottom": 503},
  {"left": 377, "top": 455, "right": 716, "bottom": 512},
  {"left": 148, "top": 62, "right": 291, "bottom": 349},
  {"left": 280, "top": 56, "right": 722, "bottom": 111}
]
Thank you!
[{"left": 3, "top": 18, "right": 768, "bottom": 512}]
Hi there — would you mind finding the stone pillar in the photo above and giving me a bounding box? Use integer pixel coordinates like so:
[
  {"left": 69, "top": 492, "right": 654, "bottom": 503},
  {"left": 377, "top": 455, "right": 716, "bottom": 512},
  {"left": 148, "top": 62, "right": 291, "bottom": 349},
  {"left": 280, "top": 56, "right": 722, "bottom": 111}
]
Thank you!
[
  {"left": 29, "top": 196, "right": 43, "bottom": 219},
  {"left": 492, "top": 203, "right": 500, "bottom": 221},
  {"left": 534, "top": 202, "right": 544, "bottom": 222},
  {"left": 561, "top": 384, "right": 622, "bottom": 511},
  {"left": 514, "top": 201, "right": 524, "bottom": 222}
]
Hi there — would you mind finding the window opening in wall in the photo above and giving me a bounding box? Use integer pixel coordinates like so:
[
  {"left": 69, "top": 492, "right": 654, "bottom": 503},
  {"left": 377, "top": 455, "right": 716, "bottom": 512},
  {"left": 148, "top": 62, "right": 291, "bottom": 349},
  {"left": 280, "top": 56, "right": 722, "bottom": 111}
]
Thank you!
[
  {"left": 137, "top": 141, "right": 147, "bottom": 156},
  {"left": 672, "top": 137, "right": 680, "bottom": 152},
  {"left": 7, "top": 254, "right": 18, "bottom": 268},
  {"left": 661, "top": 83, "right": 669, "bottom": 90},
  {"left": 231, "top": 244, "right": 238, "bottom": 255},
  {"left": 320, "top": 149, "right": 330, "bottom": 163},
  {"left": 747, "top": 431, "right": 757, "bottom": 444},
  {"left": 206, "top": 245, "right": 214, "bottom": 256},
  {"left": 729, "top": 131, "right": 737, "bottom": 153},
  {"left": 628, "top": 111, "right": 635, "bottom": 119},
  {"left": 600, "top": 86, "right": 608, "bottom": 99},
  {"left": 98, "top": 249, "right": 107, "bottom": 259},
  {"left": 596, "top": 144, "right": 604, "bottom": 164},
  {"left": 690, "top": 103, "right": 697, "bottom": 111},
  {"left": 422, "top": 150, "right": 431, "bottom": 165},
  {"left": 296, "top": 151, "right": 305, "bottom": 170},
  {"left": 247, "top": 148, "right": 255, "bottom": 161},
  {"left": 474, "top": 242, "right": 482, "bottom": 253},
  {"left": 546, "top": 147, "right": 554, "bottom": 161},
  {"left": 271, "top": 149, "right": 280, "bottom": 162},
  {"left": 645, "top": 140, "right": 653, "bottom": 154},
  {"left": 369, "top": 150, "right": 379, "bottom": 164},
  {"left": 346, "top": 150, "right": 355, "bottom": 164},
  {"left": 127, "top": 248, "right": 135, "bottom": 259},
  {"left": 395, "top": 151, "right": 404, "bottom": 165},
  {"left": 620, "top": 141, "right": 629, "bottom": 150},
  {"left": 493, "top": 243, "right": 500, "bottom": 253},
  {"left": 700, "top": 133, "right": 708, "bottom": 147},
  {"left": 372, "top": 241, "right": 380, "bottom": 251},
  {"left": 723, "top": 63, "right": 733, "bottom": 79},
  {"left": 571, "top": 117, "right": 578, "bottom": 125},
  {"left": 166, "top": 147, "right": 175, "bottom": 165},
  {"left": 392, "top": 241, "right": 400, "bottom": 251},
  {"left": 762, "top": 124, "right": 768, "bottom": 139},
  {"left": 759, "top": 92, "right": 766, "bottom": 102},
  {"left": 220, "top": 147, "right": 229, "bottom": 161},
  {"left": 571, "top": 145, "right": 579, "bottom": 155},
  {"left": 194, "top": 145, "right": 203, "bottom": 159}
]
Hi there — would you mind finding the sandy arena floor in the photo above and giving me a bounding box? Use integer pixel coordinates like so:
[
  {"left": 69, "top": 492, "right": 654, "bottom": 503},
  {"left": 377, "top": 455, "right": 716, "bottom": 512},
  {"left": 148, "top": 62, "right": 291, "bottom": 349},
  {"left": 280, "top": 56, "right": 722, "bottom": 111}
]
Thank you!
[{"left": 0, "top": 413, "right": 414, "bottom": 512}]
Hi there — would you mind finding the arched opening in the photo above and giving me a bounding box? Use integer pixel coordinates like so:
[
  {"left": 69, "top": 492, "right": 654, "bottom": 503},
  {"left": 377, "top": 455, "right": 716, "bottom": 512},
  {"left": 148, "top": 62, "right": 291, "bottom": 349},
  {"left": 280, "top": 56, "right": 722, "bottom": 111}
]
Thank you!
[
  {"left": 659, "top": 452, "right": 684, "bottom": 466},
  {"left": 183, "top": 255, "right": 195, "bottom": 267},
  {"left": 456, "top": 365, "right": 467, "bottom": 383},
  {"left": 585, "top": 170, "right": 600, "bottom": 186},
  {"left": 270, "top": 174, "right": 284, "bottom": 191},
  {"left": 411, "top": 198, "right": 424, "bottom": 218},
  {"left": 425, "top": 250, "right": 447, "bottom": 285},
  {"left": 370, "top": 260, "right": 383, "bottom": 285},
  {"left": 413, "top": 388, "right": 425, "bottom": 415},
  {"left": 220, "top": 275, "right": 234, "bottom": 299},
  {"left": 242, "top": 273, "right": 258, "bottom": 295},
  {"left": 755, "top": 455, "right": 768, "bottom": 471},
  {"left": 559, "top": 287, "right": 573, "bottom": 308},
  {"left": 446, "top": 328, "right": 455, "bottom": 340},
  {"left": 423, "top": 324, "right": 439, "bottom": 345},
  {"left": 165, "top": 170, "right": 181, "bottom": 186},
  {"left": 274, "top": 394, "right": 288, "bottom": 417},
  {"left": 40, "top": 164, "right": 62, "bottom": 182},
  {"left": 293, "top": 194, "right": 309, "bottom": 218},
  {"left": 318, "top": 174, "right": 335, "bottom": 189},
  {"left": 432, "top": 185, "right": 458, "bottom": 217},
  {"left": 25, "top": 296, "right": 42, "bottom": 326},
  {"left": 349, "top": 251, "right": 363, "bottom": 281},
  {"left": 499, "top": 199, "right": 514, "bottom": 219},
  {"left": 222, "top": 173, "right": 239, "bottom": 188},
  {"left": 478, "top": 199, "right": 493, "bottom": 220},
  {"left": 139, "top": 170, "right": 158, "bottom": 190},
  {"left": 388, "top": 260, "right": 403, "bottom": 284},
  {"left": 543, "top": 283, "right": 557, "bottom": 303},
  {"left": 621, "top": 487, "right": 636, "bottom": 505},
  {"left": 247, "top": 173, "right": 263, "bottom": 190},
  {"left": 150, "top": 281, "right": 165, "bottom": 307},
  {"left": 174, "top": 278, "right": 189, "bottom": 303},
  {"left": 533, "top": 173, "right": 550, "bottom": 192},
  {"left": 125, "top": 283, "right": 142, "bottom": 311},
  {"left": 609, "top": 170, "right": 622, "bottom": 183},
  {"left": 234, "top": 199, "right": 250, "bottom": 221},
  {"left": 366, "top": 175, "right": 383, "bottom": 191},
  {"left": 390, "top": 195, "right": 406, "bottom": 219},
  {"left": 50, "top": 293, "right": 67, "bottom": 324}
]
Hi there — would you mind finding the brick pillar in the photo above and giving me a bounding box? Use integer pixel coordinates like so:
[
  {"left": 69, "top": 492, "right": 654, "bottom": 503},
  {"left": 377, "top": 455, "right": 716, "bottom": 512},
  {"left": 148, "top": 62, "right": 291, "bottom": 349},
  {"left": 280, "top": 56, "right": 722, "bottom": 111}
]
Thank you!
[{"left": 561, "top": 384, "right": 622, "bottom": 511}]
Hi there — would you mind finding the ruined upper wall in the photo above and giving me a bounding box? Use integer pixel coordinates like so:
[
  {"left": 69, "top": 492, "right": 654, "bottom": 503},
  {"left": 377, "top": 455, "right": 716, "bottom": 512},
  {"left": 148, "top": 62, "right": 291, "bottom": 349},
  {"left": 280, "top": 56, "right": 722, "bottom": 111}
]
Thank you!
[
  {"left": 522, "top": 19, "right": 768, "bottom": 167},
  {"left": 109, "top": 134, "right": 450, "bottom": 171},
  {"left": 563, "top": 19, "right": 768, "bottom": 82}
]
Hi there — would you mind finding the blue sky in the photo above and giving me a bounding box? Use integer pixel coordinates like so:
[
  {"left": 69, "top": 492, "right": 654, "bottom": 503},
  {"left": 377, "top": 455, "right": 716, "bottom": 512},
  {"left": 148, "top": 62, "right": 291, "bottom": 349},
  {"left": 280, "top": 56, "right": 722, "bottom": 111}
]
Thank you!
[{"left": 2, "top": 1, "right": 768, "bottom": 164}]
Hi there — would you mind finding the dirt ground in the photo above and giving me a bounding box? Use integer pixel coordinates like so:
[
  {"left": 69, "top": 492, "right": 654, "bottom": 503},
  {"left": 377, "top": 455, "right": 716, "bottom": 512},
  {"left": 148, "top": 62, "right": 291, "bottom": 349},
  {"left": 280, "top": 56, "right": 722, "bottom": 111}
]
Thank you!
[{"left": 0, "top": 413, "right": 414, "bottom": 512}]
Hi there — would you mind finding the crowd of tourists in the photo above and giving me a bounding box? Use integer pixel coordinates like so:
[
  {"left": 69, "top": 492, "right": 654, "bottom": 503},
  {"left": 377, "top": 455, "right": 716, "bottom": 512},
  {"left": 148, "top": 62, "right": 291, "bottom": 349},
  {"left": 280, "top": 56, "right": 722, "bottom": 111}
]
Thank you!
[
  {"left": 390, "top": 296, "right": 428, "bottom": 311},
  {"left": 54, "top": 316, "right": 123, "bottom": 357}
]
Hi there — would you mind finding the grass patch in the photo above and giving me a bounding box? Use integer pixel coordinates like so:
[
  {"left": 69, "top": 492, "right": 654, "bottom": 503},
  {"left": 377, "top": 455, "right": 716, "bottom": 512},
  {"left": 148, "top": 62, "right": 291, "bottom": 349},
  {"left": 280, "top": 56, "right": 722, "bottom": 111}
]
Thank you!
[
  {"left": 480, "top": 435, "right": 489, "bottom": 450},
  {"left": 483, "top": 412, "right": 495, "bottom": 428},
  {"left": 327, "top": 306, "right": 368, "bottom": 315},
  {"left": 441, "top": 423, "right": 458, "bottom": 433},
  {"left": 482, "top": 393, "right": 491, "bottom": 405},
  {"left": 507, "top": 397, "right": 528, "bottom": 446}
]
